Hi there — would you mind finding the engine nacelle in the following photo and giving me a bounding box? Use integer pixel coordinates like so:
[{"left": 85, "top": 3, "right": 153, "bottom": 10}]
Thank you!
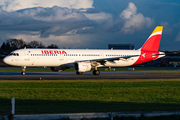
[
  {"left": 50, "top": 65, "right": 69, "bottom": 72},
  {"left": 74, "top": 62, "right": 91, "bottom": 72}
]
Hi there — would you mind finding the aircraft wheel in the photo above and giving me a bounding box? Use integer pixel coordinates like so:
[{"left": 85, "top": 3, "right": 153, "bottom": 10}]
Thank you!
[
  {"left": 21, "top": 72, "right": 25, "bottom": 75},
  {"left": 76, "top": 72, "right": 83, "bottom": 75},
  {"left": 93, "top": 70, "right": 100, "bottom": 75}
]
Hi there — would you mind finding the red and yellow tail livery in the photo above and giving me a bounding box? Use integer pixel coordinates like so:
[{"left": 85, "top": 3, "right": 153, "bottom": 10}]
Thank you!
[
  {"left": 140, "top": 26, "right": 163, "bottom": 52},
  {"left": 133, "top": 26, "right": 164, "bottom": 66}
]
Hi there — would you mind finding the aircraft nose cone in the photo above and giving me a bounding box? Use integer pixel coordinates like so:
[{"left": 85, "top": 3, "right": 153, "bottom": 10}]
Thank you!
[{"left": 3, "top": 56, "right": 11, "bottom": 65}]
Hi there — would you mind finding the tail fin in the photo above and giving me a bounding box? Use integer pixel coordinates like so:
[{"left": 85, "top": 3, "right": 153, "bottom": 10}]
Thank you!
[{"left": 140, "top": 26, "right": 163, "bottom": 52}]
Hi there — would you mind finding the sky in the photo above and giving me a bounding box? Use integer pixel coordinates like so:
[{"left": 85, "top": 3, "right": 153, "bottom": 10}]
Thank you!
[{"left": 0, "top": 0, "right": 180, "bottom": 50}]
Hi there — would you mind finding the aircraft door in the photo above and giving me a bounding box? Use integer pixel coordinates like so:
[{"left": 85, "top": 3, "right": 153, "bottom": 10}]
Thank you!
[
  {"left": 24, "top": 50, "right": 30, "bottom": 60},
  {"left": 100, "top": 53, "right": 104, "bottom": 58},
  {"left": 59, "top": 54, "right": 64, "bottom": 61}
]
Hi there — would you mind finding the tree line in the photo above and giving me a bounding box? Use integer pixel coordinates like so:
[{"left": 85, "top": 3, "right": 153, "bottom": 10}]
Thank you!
[{"left": 0, "top": 39, "right": 60, "bottom": 54}]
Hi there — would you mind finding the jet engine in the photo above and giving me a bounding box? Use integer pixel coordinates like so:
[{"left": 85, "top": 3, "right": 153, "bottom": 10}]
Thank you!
[{"left": 74, "top": 62, "right": 91, "bottom": 72}]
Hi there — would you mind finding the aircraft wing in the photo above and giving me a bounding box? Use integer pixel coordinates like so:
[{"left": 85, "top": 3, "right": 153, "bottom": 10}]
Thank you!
[
  {"left": 92, "top": 55, "right": 139, "bottom": 63},
  {"left": 76, "top": 55, "right": 140, "bottom": 65}
]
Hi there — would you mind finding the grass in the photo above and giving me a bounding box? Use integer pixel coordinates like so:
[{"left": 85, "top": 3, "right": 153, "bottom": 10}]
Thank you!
[{"left": 1, "top": 79, "right": 180, "bottom": 114}]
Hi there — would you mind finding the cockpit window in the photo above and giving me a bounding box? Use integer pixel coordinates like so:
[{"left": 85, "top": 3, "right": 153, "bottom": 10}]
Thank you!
[{"left": 9, "top": 53, "right": 19, "bottom": 56}]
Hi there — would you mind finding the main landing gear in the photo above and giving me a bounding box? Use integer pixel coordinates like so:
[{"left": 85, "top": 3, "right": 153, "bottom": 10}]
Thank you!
[
  {"left": 76, "top": 72, "right": 83, "bottom": 75},
  {"left": 93, "top": 70, "right": 100, "bottom": 75},
  {"left": 21, "top": 66, "right": 26, "bottom": 75},
  {"left": 93, "top": 67, "right": 100, "bottom": 75},
  {"left": 76, "top": 70, "right": 100, "bottom": 75},
  {"left": 76, "top": 67, "right": 100, "bottom": 75}
]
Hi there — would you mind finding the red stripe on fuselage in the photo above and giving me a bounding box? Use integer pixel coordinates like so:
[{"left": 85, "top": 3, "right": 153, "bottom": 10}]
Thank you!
[{"left": 132, "top": 51, "right": 159, "bottom": 66}]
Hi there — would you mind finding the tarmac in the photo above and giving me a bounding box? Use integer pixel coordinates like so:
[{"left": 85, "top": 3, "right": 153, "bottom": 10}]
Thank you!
[
  {"left": 0, "top": 71, "right": 180, "bottom": 80},
  {"left": 2, "top": 111, "right": 180, "bottom": 120}
]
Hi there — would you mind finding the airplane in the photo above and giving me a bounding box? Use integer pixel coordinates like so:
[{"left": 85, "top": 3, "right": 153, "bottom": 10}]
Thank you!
[{"left": 3, "top": 26, "right": 165, "bottom": 75}]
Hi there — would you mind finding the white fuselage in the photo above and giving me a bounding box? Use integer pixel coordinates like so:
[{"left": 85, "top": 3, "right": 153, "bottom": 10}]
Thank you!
[
  {"left": 4, "top": 49, "right": 145, "bottom": 67},
  {"left": 2, "top": 26, "right": 166, "bottom": 75}
]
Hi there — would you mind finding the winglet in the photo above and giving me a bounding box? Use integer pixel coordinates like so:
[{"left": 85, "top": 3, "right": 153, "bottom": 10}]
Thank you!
[{"left": 140, "top": 26, "right": 163, "bottom": 52}]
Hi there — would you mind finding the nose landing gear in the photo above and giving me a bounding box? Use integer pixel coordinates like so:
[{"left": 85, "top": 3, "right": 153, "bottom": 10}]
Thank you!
[{"left": 21, "top": 66, "right": 26, "bottom": 75}]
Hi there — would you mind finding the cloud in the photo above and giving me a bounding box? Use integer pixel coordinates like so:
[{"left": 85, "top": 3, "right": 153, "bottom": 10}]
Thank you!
[
  {"left": 120, "top": 2, "right": 154, "bottom": 34},
  {"left": 160, "top": 21, "right": 173, "bottom": 34},
  {"left": 0, "top": 2, "right": 153, "bottom": 36},
  {"left": 0, "top": 1, "right": 156, "bottom": 49},
  {"left": 120, "top": 2, "right": 137, "bottom": 19},
  {"left": 0, "top": 0, "right": 94, "bottom": 12},
  {"left": 66, "top": 27, "right": 94, "bottom": 35},
  {"left": 84, "top": 12, "right": 112, "bottom": 21},
  {"left": 6, "top": 31, "right": 97, "bottom": 48},
  {"left": 8, "top": 6, "right": 111, "bottom": 37},
  {"left": 18, "top": 6, "right": 88, "bottom": 22},
  {"left": 16, "top": 6, "right": 112, "bottom": 23}
]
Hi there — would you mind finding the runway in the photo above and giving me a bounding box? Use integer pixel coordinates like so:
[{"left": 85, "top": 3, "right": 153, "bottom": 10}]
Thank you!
[{"left": 0, "top": 71, "right": 180, "bottom": 80}]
